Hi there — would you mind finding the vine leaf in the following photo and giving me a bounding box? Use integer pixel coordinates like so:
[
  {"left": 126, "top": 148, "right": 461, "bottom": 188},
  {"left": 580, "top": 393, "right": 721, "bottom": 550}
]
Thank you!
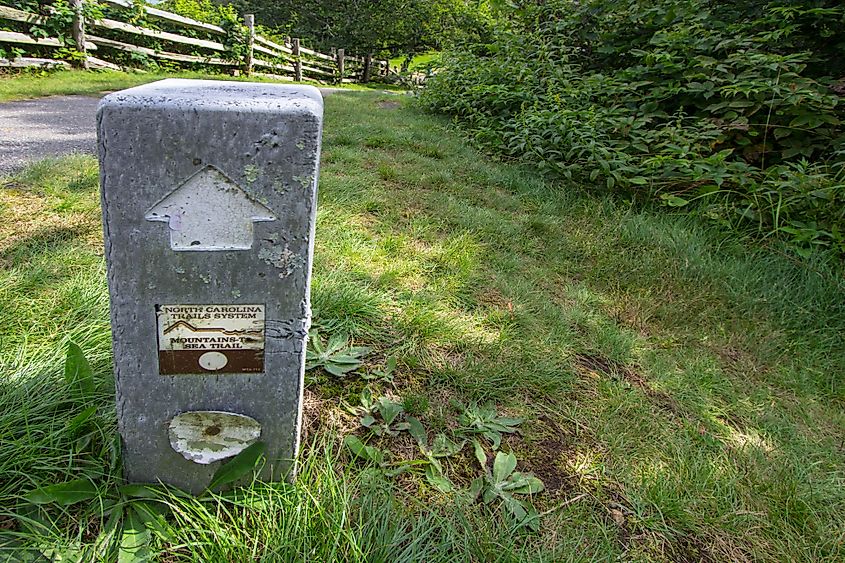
[{"left": 206, "top": 441, "right": 266, "bottom": 492}]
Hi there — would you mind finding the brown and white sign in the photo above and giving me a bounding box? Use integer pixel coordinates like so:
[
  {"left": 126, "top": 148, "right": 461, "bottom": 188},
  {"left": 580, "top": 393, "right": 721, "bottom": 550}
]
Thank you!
[{"left": 156, "top": 304, "right": 265, "bottom": 374}]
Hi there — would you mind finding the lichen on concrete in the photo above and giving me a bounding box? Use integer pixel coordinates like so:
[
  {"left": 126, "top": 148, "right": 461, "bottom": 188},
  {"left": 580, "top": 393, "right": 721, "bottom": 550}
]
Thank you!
[
  {"left": 292, "top": 175, "right": 313, "bottom": 190},
  {"left": 258, "top": 240, "right": 305, "bottom": 278},
  {"left": 244, "top": 164, "right": 259, "bottom": 184}
]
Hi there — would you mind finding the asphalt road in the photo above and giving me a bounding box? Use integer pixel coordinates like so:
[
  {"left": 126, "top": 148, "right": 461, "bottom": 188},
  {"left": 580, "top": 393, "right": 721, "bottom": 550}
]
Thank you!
[
  {"left": 0, "top": 95, "right": 100, "bottom": 175},
  {"left": 0, "top": 88, "right": 357, "bottom": 176}
]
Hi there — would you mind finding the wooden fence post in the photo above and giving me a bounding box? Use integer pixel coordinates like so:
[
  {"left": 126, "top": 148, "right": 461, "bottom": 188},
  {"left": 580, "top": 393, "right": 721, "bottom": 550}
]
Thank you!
[
  {"left": 362, "top": 52, "right": 372, "bottom": 83},
  {"left": 70, "top": 0, "right": 88, "bottom": 69},
  {"left": 244, "top": 13, "right": 254, "bottom": 76},
  {"left": 336, "top": 48, "right": 344, "bottom": 84},
  {"left": 292, "top": 38, "right": 302, "bottom": 82}
]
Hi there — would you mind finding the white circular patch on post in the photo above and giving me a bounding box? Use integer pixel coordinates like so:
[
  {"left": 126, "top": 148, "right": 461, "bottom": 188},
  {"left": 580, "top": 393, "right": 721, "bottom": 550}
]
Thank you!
[
  {"left": 168, "top": 411, "right": 262, "bottom": 465},
  {"left": 199, "top": 351, "right": 228, "bottom": 371}
]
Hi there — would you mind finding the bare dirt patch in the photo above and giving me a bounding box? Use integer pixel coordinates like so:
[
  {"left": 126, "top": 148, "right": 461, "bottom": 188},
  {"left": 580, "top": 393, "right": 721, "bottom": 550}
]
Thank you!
[
  {"left": 710, "top": 342, "right": 768, "bottom": 379},
  {"left": 517, "top": 414, "right": 577, "bottom": 497},
  {"left": 664, "top": 534, "right": 717, "bottom": 563},
  {"left": 300, "top": 387, "right": 358, "bottom": 445}
]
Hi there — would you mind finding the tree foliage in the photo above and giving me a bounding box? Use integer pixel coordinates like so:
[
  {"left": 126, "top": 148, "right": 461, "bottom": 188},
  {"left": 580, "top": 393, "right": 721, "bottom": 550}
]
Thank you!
[
  {"left": 225, "top": 0, "right": 490, "bottom": 57},
  {"left": 421, "top": 0, "right": 845, "bottom": 256}
]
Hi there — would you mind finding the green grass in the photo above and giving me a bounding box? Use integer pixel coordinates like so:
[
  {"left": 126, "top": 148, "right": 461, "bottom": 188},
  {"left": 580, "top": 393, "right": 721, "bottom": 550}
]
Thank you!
[
  {"left": 1, "top": 86, "right": 844, "bottom": 561},
  {"left": 0, "top": 69, "right": 202, "bottom": 101},
  {"left": 0, "top": 69, "right": 401, "bottom": 102},
  {"left": 389, "top": 52, "right": 439, "bottom": 72}
]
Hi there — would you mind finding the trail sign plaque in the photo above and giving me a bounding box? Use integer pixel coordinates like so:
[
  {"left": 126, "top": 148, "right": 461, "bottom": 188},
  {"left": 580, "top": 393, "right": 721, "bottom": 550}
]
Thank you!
[
  {"left": 98, "top": 79, "right": 323, "bottom": 492},
  {"left": 155, "top": 304, "right": 265, "bottom": 374}
]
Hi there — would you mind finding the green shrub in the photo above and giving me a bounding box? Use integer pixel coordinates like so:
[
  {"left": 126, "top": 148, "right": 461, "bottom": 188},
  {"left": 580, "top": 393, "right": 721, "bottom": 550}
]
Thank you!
[{"left": 420, "top": 0, "right": 845, "bottom": 256}]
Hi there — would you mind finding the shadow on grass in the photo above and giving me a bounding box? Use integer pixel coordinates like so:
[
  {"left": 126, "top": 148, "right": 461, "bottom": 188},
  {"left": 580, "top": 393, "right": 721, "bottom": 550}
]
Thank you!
[{"left": 0, "top": 224, "right": 89, "bottom": 266}]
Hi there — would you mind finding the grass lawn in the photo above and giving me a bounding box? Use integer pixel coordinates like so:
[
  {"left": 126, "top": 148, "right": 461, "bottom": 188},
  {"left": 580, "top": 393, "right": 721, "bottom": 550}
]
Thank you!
[
  {"left": 1, "top": 75, "right": 844, "bottom": 561},
  {"left": 0, "top": 69, "right": 399, "bottom": 102},
  {"left": 389, "top": 52, "right": 439, "bottom": 72}
]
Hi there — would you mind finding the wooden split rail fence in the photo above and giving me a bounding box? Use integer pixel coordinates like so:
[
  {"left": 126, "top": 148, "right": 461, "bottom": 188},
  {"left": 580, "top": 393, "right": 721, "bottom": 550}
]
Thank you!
[{"left": 0, "top": 0, "right": 388, "bottom": 83}]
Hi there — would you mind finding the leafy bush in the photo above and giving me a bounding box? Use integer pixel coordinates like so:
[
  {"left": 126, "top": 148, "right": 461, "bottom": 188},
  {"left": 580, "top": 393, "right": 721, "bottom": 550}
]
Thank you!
[
  {"left": 0, "top": 0, "right": 98, "bottom": 62},
  {"left": 158, "top": 0, "right": 254, "bottom": 65},
  {"left": 420, "top": 0, "right": 845, "bottom": 256}
]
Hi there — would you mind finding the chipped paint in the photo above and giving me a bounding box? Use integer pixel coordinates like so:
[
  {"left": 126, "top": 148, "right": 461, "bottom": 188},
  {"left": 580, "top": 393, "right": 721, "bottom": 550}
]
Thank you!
[{"left": 168, "top": 411, "right": 261, "bottom": 464}]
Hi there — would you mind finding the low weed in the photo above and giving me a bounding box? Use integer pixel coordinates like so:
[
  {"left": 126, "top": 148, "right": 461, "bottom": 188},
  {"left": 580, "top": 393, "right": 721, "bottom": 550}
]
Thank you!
[{"left": 305, "top": 329, "right": 371, "bottom": 378}]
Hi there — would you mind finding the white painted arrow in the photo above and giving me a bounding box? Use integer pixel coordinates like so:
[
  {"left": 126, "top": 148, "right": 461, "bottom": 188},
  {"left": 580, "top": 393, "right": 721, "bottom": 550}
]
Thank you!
[{"left": 145, "top": 165, "right": 276, "bottom": 251}]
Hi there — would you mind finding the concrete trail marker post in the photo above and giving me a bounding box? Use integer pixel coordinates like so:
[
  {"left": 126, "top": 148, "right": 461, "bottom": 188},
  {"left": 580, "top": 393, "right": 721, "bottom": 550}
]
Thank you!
[{"left": 97, "top": 79, "right": 323, "bottom": 492}]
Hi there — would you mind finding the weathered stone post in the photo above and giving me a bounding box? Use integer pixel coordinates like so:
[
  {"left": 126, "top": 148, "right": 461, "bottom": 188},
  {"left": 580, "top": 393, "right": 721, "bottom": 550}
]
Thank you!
[{"left": 97, "top": 79, "right": 323, "bottom": 492}]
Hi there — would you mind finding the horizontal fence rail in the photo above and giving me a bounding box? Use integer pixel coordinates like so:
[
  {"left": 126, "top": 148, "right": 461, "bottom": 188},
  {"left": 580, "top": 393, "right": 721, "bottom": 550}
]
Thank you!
[
  {"left": 101, "top": 0, "right": 226, "bottom": 36},
  {"left": 0, "top": 0, "right": 389, "bottom": 82}
]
